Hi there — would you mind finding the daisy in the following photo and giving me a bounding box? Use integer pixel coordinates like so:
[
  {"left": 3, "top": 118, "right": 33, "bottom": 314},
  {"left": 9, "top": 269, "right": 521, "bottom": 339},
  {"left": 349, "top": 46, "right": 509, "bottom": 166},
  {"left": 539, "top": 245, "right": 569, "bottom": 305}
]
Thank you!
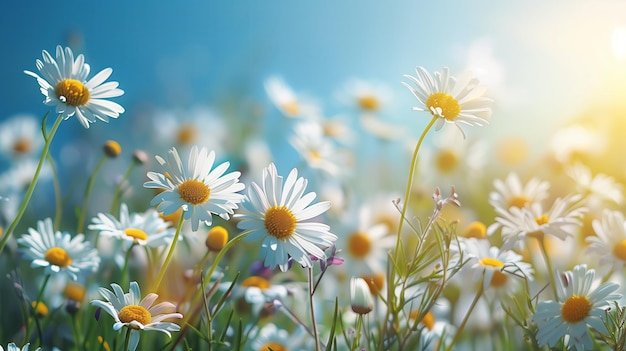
[
  {"left": 236, "top": 163, "right": 337, "bottom": 271},
  {"left": 489, "top": 172, "right": 550, "bottom": 211},
  {"left": 0, "top": 343, "right": 40, "bottom": 351},
  {"left": 249, "top": 323, "right": 307, "bottom": 351},
  {"left": 264, "top": 76, "right": 320, "bottom": 119},
  {"left": 566, "top": 163, "right": 624, "bottom": 207},
  {"left": 402, "top": 66, "right": 493, "bottom": 137},
  {"left": 144, "top": 146, "right": 245, "bottom": 231},
  {"left": 17, "top": 218, "right": 100, "bottom": 280},
  {"left": 90, "top": 281, "right": 183, "bottom": 351},
  {"left": 89, "top": 203, "right": 176, "bottom": 250},
  {"left": 492, "top": 195, "right": 585, "bottom": 250},
  {"left": 586, "top": 210, "right": 626, "bottom": 271},
  {"left": 532, "top": 264, "right": 621, "bottom": 350},
  {"left": 337, "top": 78, "right": 393, "bottom": 113},
  {"left": 24, "top": 45, "right": 124, "bottom": 128},
  {"left": 550, "top": 124, "right": 606, "bottom": 165},
  {"left": 0, "top": 114, "right": 43, "bottom": 160},
  {"left": 230, "top": 275, "right": 288, "bottom": 316},
  {"left": 459, "top": 238, "right": 533, "bottom": 293},
  {"left": 289, "top": 119, "right": 347, "bottom": 177}
]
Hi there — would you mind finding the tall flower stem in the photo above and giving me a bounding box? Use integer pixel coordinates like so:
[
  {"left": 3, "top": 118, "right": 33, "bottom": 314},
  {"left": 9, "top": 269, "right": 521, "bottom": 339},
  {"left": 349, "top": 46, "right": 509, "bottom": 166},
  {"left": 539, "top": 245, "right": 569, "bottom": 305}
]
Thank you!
[
  {"left": 0, "top": 113, "right": 62, "bottom": 255},
  {"left": 76, "top": 155, "right": 107, "bottom": 234},
  {"left": 308, "top": 266, "right": 321, "bottom": 351},
  {"left": 121, "top": 243, "right": 137, "bottom": 289},
  {"left": 446, "top": 280, "right": 484, "bottom": 351},
  {"left": 537, "top": 236, "right": 559, "bottom": 299},
  {"left": 393, "top": 115, "right": 437, "bottom": 257},
  {"left": 110, "top": 162, "right": 136, "bottom": 216},
  {"left": 153, "top": 215, "right": 185, "bottom": 292},
  {"left": 25, "top": 274, "right": 51, "bottom": 345},
  {"left": 46, "top": 153, "right": 63, "bottom": 231}
]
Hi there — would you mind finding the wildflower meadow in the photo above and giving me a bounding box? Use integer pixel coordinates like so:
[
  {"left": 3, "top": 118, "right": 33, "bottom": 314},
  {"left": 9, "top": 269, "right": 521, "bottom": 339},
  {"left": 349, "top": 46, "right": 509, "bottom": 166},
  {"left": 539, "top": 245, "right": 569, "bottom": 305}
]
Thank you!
[{"left": 3, "top": 2, "right": 626, "bottom": 351}]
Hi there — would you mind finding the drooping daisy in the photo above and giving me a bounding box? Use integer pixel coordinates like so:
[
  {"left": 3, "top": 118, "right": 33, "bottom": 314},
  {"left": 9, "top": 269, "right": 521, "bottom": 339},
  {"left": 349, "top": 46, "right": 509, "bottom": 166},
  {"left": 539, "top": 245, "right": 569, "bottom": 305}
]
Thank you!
[
  {"left": 0, "top": 114, "right": 43, "bottom": 160},
  {"left": 492, "top": 195, "right": 585, "bottom": 250},
  {"left": 236, "top": 163, "right": 337, "bottom": 271},
  {"left": 24, "top": 45, "right": 124, "bottom": 128},
  {"left": 532, "top": 264, "right": 621, "bottom": 350},
  {"left": 489, "top": 172, "right": 550, "bottom": 211},
  {"left": 90, "top": 281, "right": 183, "bottom": 351},
  {"left": 586, "top": 210, "right": 626, "bottom": 271},
  {"left": 89, "top": 203, "right": 176, "bottom": 249},
  {"left": 17, "top": 218, "right": 100, "bottom": 280},
  {"left": 144, "top": 146, "right": 245, "bottom": 231},
  {"left": 402, "top": 66, "right": 493, "bottom": 137},
  {"left": 459, "top": 238, "right": 533, "bottom": 293}
]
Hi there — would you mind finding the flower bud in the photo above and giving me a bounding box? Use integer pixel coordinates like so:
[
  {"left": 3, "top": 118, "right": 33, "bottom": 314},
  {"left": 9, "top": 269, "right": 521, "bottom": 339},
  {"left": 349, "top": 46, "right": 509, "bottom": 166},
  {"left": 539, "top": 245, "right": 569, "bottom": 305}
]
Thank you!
[
  {"left": 103, "top": 140, "right": 122, "bottom": 158},
  {"left": 206, "top": 226, "right": 229, "bottom": 252},
  {"left": 350, "top": 277, "right": 373, "bottom": 315}
]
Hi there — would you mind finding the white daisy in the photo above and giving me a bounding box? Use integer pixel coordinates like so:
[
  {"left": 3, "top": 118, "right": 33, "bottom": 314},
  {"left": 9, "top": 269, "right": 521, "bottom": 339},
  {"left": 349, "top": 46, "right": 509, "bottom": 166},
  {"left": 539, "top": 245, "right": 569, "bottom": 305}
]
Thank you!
[
  {"left": 88, "top": 203, "right": 176, "bottom": 249},
  {"left": 24, "top": 45, "right": 124, "bottom": 128},
  {"left": 489, "top": 172, "right": 550, "bottom": 211},
  {"left": 550, "top": 124, "right": 606, "bottom": 165},
  {"left": 402, "top": 66, "right": 493, "bottom": 137},
  {"left": 0, "top": 343, "right": 40, "bottom": 351},
  {"left": 90, "top": 281, "right": 183, "bottom": 351},
  {"left": 230, "top": 275, "right": 288, "bottom": 316},
  {"left": 236, "top": 163, "right": 337, "bottom": 271},
  {"left": 249, "top": 323, "right": 306, "bottom": 351},
  {"left": 144, "top": 146, "right": 245, "bottom": 232},
  {"left": 459, "top": 238, "right": 533, "bottom": 293},
  {"left": 586, "top": 210, "right": 626, "bottom": 271},
  {"left": 337, "top": 78, "right": 393, "bottom": 113},
  {"left": 566, "top": 163, "right": 624, "bottom": 207},
  {"left": 17, "top": 218, "right": 100, "bottom": 280},
  {"left": 532, "top": 264, "right": 621, "bottom": 351},
  {"left": 289, "top": 119, "right": 347, "bottom": 177},
  {"left": 492, "top": 195, "right": 585, "bottom": 250},
  {"left": 0, "top": 114, "right": 43, "bottom": 160},
  {"left": 264, "top": 76, "right": 320, "bottom": 119}
]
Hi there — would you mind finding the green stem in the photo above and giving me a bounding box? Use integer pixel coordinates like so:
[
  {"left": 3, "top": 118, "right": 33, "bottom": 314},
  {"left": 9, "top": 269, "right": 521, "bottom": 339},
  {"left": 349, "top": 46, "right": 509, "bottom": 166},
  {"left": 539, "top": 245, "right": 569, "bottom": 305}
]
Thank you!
[
  {"left": 352, "top": 315, "right": 364, "bottom": 351},
  {"left": 121, "top": 243, "right": 136, "bottom": 289},
  {"left": 393, "top": 115, "right": 437, "bottom": 257},
  {"left": 110, "top": 162, "right": 136, "bottom": 216},
  {"left": 26, "top": 274, "right": 51, "bottom": 346},
  {"left": 0, "top": 113, "right": 62, "bottom": 254},
  {"left": 123, "top": 328, "right": 131, "bottom": 351},
  {"left": 538, "top": 236, "right": 559, "bottom": 300},
  {"left": 446, "top": 281, "right": 484, "bottom": 351},
  {"left": 152, "top": 215, "right": 185, "bottom": 292},
  {"left": 46, "top": 153, "right": 63, "bottom": 231},
  {"left": 76, "top": 155, "right": 106, "bottom": 234},
  {"left": 308, "top": 266, "right": 321, "bottom": 351}
]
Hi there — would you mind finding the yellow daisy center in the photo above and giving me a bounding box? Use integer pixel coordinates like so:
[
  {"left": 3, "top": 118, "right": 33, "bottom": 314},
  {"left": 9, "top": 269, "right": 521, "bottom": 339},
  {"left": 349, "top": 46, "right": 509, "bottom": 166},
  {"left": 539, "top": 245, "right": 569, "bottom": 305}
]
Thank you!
[
  {"left": 508, "top": 195, "right": 530, "bottom": 209},
  {"left": 31, "top": 301, "right": 49, "bottom": 317},
  {"left": 118, "top": 305, "right": 152, "bottom": 326},
  {"left": 463, "top": 221, "right": 487, "bottom": 239},
  {"left": 55, "top": 79, "right": 90, "bottom": 106},
  {"left": 435, "top": 149, "right": 458, "bottom": 173},
  {"left": 178, "top": 179, "right": 211, "bottom": 205},
  {"left": 426, "top": 92, "right": 461, "bottom": 121},
  {"left": 124, "top": 228, "right": 148, "bottom": 241},
  {"left": 535, "top": 214, "right": 549, "bottom": 226},
  {"left": 264, "top": 206, "right": 297, "bottom": 240},
  {"left": 176, "top": 124, "right": 197, "bottom": 145},
  {"left": 613, "top": 240, "right": 626, "bottom": 261},
  {"left": 347, "top": 231, "right": 371, "bottom": 258},
  {"left": 282, "top": 101, "right": 300, "bottom": 116},
  {"left": 65, "top": 282, "right": 86, "bottom": 302},
  {"left": 44, "top": 247, "right": 72, "bottom": 267},
  {"left": 259, "top": 342, "right": 288, "bottom": 351},
  {"left": 240, "top": 276, "right": 271, "bottom": 290},
  {"left": 206, "top": 226, "right": 229, "bottom": 252},
  {"left": 479, "top": 257, "right": 508, "bottom": 287},
  {"left": 13, "top": 138, "right": 32, "bottom": 154},
  {"left": 358, "top": 95, "right": 379, "bottom": 111},
  {"left": 561, "top": 295, "right": 591, "bottom": 323}
]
